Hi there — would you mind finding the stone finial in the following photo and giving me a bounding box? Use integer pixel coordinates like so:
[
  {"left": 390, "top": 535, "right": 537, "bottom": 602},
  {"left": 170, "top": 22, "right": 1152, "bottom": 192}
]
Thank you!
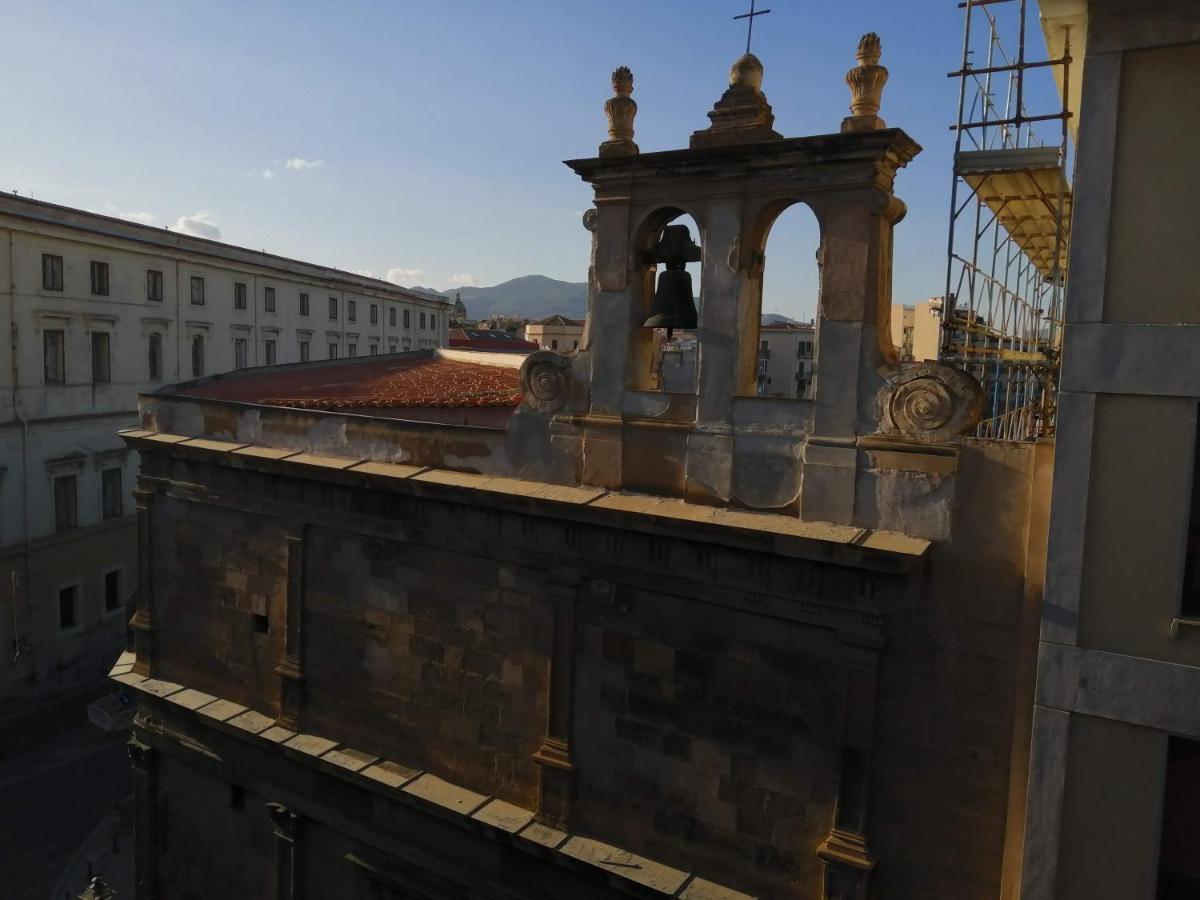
[
  {"left": 600, "top": 66, "right": 639, "bottom": 158},
  {"left": 842, "top": 32, "right": 889, "bottom": 133},
  {"left": 690, "top": 53, "right": 782, "bottom": 149}
]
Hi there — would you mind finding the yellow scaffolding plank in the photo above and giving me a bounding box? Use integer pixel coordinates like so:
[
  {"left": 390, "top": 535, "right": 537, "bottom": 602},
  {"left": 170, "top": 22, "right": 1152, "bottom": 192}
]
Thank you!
[{"left": 957, "top": 148, "right": 1072, "bottom": 280}]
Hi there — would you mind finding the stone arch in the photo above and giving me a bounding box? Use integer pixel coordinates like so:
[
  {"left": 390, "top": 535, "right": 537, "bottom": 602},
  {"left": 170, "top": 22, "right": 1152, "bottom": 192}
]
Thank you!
[
  {"left": 628, "top": 205, "right": 705, "bottom": 392},
  {"left": 734, "top": 198, "right": 823, "bottom": 397}
]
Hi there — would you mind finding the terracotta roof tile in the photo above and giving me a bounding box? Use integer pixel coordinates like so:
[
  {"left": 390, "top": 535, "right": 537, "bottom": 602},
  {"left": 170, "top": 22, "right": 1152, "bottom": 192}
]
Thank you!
[{"left": 181, "top": 355, "right": 523, "bottom": 411}]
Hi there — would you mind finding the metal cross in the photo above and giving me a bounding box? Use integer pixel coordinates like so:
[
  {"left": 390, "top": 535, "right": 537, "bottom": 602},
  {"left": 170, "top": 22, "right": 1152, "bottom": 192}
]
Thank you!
[{"left": 733, "top": 0, "right": 772, "bottom": 55}]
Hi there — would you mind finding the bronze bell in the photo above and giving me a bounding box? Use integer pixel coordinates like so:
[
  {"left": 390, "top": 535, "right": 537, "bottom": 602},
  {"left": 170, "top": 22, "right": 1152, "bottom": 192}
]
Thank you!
[{"left": 643, "top": 224, "right": 701, "bottom": 331}]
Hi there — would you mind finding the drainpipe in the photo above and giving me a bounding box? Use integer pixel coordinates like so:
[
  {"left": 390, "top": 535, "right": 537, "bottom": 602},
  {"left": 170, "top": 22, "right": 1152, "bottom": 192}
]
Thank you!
[{"left": 7, "top": 228, "right": 32, "bottom": 667}]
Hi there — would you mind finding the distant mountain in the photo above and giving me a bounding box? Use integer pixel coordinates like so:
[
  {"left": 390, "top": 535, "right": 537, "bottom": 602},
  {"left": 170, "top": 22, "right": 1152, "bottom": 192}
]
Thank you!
[{"left": 424, "top": 275, "right": 587, "bottom": 321}]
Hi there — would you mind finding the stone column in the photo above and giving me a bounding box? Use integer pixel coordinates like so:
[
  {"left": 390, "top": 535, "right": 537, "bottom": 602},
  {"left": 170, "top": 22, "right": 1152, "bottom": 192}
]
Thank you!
[
  {"left": 128, "top": 737, "right": 157, "bottom": 900},
  {"left": 266, "top": 802, "right": 300, "bottom": 899},
  {"left": 275, "top": 529, "right": 306, "bottom": 730},
  {"left": 130, "top": 487, "right": 156, "bottom": 677},
  {"left": 818, "top": 633, "right": 885, "bottom": 900},
  {"left": 532, "top": 567, "right": 580, "bottom": 828}
]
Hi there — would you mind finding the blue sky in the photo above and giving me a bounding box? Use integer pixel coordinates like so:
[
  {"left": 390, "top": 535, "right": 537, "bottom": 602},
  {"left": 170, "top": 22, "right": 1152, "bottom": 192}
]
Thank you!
[{"left": 3, "top": 1, "right": 1062, "bottom": 322}]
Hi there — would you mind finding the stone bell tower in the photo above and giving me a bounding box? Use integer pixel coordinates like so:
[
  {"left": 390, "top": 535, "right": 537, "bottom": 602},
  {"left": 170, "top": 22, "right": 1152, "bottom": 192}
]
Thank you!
[{"left": 518, "top": 36, "right": 979, "bottom": 540}]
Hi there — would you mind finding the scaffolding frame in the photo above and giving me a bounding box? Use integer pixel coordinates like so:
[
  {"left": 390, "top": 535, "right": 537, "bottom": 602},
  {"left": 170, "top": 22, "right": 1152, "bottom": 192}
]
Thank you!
[{"left": 942, "top": 0, "right": 1073, "bottom": 441}]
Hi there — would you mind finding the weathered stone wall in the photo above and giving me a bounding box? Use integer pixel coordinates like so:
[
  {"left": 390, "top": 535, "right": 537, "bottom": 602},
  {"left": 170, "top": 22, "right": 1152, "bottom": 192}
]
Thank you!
[
  {"left": 303, "top": 529, "right": 551, "bottom": 808},
  {"left": 574, "top": 584, "right": 845, "bottom": 897},
  {"left": 152, "top": 496, "right": 287, "bottom": 711}
]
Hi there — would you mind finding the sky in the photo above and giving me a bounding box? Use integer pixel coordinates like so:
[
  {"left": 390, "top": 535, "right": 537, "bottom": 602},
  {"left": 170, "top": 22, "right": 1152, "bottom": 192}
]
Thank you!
[{"left": 2, "top": 1, "right": 1063, "bottom": 323}]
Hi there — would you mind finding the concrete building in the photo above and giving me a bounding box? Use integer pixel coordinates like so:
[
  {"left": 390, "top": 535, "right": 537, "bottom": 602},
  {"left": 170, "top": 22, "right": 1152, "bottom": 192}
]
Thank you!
[
  {"left": 110, "top": 44, "right": 1057, "bottom": 900},
  {"left": 1020, "top": 2, "right": 1200, "bottom": 898},
  {"left": 889, "top": 298, "right": 941, "bottom": 363},
  {"left": 0, "top": 194, "right": 449, "bottom": 699},
  {"left": 525, "top": 315, "right": 585, "bottom": 352},
  {"left": 756, "top": 322, "right": 815, "bottom": 399}
]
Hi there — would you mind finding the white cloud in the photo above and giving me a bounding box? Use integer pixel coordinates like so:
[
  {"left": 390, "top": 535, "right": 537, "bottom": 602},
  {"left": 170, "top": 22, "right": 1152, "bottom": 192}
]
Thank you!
[
  {"left": 386, "top": 267, "right": 425, "bottom": 285},
  {"left": 169, "top": 210, "right": 222, "bottom": 240},
  {"left": 449, "top": 273, "right": 476, "bottom": 287},
  {"left": 118, "top": 210, "right": 157, "bottom": 226},
  {"left": 285, "top": 158, "right": 324, "bottom": 171},
  {"left": 261, "top": 168, "right": 277, "bottom": 180}
]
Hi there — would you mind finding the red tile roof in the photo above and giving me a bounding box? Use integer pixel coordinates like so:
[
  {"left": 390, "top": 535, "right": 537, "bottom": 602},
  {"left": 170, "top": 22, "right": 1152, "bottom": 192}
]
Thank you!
[
  {"left": 180, "top": 355, "right": 523, "bottom": 411},
  {"left": 449, "top": 328, "right": 539, "bottom": 352}
]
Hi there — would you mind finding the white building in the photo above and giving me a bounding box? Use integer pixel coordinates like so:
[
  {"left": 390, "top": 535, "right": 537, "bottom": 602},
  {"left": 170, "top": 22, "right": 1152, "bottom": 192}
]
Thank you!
[
  {"left": 0, "top": 193, "right": 449, "bottom": 698},
  {"left": 524, "top": 315, "right": 584, "bottom": 352},
  {"left": 756, "top": 322, "right": 816, "bottom": 399}
]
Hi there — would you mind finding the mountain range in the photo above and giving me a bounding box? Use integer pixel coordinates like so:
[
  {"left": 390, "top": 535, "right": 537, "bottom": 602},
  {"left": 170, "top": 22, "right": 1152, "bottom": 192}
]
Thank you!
[{"left": 411, "top": 274, "right": 587, "bottom": 321}]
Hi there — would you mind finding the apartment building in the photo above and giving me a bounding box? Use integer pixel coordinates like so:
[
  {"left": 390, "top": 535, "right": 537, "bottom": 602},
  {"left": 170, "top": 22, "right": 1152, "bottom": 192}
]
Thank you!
[
  {"left": 524, "top": 315, "right": 584, "bottom": 352},
  {"left": 755, "top": 321, "right": 815, "bottom": 399},
  {"left": 0, "top": 193, "right": 448, "bottom": 699},
  {"left": 889, "top": 297, "right": 942, "bottom": 362}
]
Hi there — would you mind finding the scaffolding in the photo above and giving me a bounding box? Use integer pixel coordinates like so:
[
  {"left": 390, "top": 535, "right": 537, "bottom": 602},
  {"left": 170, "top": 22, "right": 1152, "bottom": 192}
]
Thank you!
[{"left": 942, "top": 0, "right": 1073, "bottom": 441}]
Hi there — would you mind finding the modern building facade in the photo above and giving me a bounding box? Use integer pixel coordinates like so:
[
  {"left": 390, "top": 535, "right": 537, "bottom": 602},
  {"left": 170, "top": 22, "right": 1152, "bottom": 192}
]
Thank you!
[
  {"left": 0, "top": 194, "right": 449, "bottom": 699},
  {"left": 756, "top": 322, "right": 815, "bottom": 399},
  {"left": 524, "top": 315, "right": 584, "bottom": 352},
  {"left": 1021, "top": 2, "right": 1200, "bottom": 898},
  {"left": 889, "top": 299, "right": 941, "bottom": 363}
]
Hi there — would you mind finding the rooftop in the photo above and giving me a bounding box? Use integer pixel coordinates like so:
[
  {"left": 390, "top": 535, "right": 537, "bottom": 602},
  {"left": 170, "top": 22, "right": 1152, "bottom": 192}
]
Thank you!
[
  {"left": 178, "top": 350, "right": 523, "bottom": 413},
  {"left": 531, "top": 315, "right": 584, "bottom": 327},
  {"left": 449, "top": 328, "right": 540, "bottom": 352}
]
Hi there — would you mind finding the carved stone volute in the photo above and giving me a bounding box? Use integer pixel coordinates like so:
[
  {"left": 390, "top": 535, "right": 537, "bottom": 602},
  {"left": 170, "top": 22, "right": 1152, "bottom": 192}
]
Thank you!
[
  {"left": 600, "top": 66, "right": 639, "bottom": 157},
  {"left": 520, "top": 351, "right": 575, "bottom": 413},
  {"left": 879, "top": 363, "right": 983, "bottom": 443},
  {"left": 842, "top": 32, "right": 889, "bottom": 133}
]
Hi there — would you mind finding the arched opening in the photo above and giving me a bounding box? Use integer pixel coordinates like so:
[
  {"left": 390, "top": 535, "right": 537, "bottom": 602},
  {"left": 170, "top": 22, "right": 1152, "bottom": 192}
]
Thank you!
[
  {"left": 741, "top": 201, "right": 821, "bottom": 399},
  {"left": 630, "top": 208, "right": 703, "bottom": 393}
]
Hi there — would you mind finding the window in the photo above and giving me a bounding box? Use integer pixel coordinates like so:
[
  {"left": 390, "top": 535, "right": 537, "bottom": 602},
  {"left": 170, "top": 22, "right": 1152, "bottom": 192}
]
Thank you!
[
  {"left": 234, "top": 338, "right": 248, "bottom": 369},
  {"left": 191, "top": 335, "right": 205, "bottom": 377},
  {"left": 90, "top": 261, "right": 109, "bottom": 296},
  {"left": 42, "top": 254, "right": 63, "bottom": 291},
  {"left": 420, "top": 312, "right": 426, "bottom": 330},
  {"left": 1183, "top": 410, "right": 1200, "bottom": 617},
  {"left": 329, "top": 297, "right": 338, "bottom": 319},
  {"left": 264, "top": 339, "right": 276, "bottom": 365},
  {"left": 389, "top": 307, "right": 396, "bottom": 327},
  {"left": 44, "top": 330, "right": 65, "bottom": 384},
  {"left": 58, "top": 585, "right": 79, "bottom": 632},
  {"left": 348, "top": 343, "right": 357, "bottom": 357},
  {"left": 190, "top": 276, "right": 205, "bottom": 305},
  {"left": 264, "top": 286, "right": 276, "bottom": 312},
  {"left": 370, "top": 304, "right": 378, "bottom": 325},
  {"left": 54, "top": 475, "right": 77, "bottom": 532},
  {"left": 148, "top": 333, "right": 162, "bottom": 380},
  {"left": 91, "top": 332, "right": 111, "bottom": 383},
  {"left": 234, "top": 282, "right": 247, "bottom": 310},
  {"left": 104, "top": 570, "right": 122, "bottom": 614},
  {"left": 369, "top": 345, "right": 378, "bottom": 356},
  {"left": 299, "top": 292, "right": 310, "bottom": 316},
  {"left": 328, "top": 343, "right": 338, "bottom": 359},
  {"left": 348, "top": 300, "right": 357, "bottom": 322},
  {"left": 403, "top": 310, "right": 411, "bottom": 329},
  {"left": 102, "top": 467, "right": 123, "bottom": 519},
  {"left": 147, "top": 269, "right": 163, "bottom": 302},
  {"left": 551, "top": 339, "right": 558, "bottom": 350},
  {"left": 299, "top": 340, "right": 310, "bottom": 362}
]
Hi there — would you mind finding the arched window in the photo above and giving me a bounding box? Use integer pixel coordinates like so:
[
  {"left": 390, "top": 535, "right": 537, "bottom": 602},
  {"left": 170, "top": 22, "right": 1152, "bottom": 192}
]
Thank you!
[
  {"left": 747, "top": 202, "right": 820, "bottom": 399},
  {"left": 148, "top": 333, "right": 162, "bottom": 381},
  {"left": 637, "top": 211, "right": 702, "bottom": 393}
]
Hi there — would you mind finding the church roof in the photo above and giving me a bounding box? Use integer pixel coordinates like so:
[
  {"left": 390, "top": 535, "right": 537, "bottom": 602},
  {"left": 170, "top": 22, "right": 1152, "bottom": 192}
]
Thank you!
[{"left": 178, "top": 352, "right": 523, "bottom": 411}]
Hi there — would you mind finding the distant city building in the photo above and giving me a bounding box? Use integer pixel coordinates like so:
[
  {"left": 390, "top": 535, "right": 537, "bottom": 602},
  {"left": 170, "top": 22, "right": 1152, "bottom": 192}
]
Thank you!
[
  {"left": 524, "top": 315, "right": 584, "bottom": 352},
  {"left": 889, "top": 298, "right": 942, "bottom": 362},
  {"left": 756, "top": 321, "right": 816, "bottom": 398},
  {"left": 0, "top": 193, "right": 448, "bottom": 699},
  {"left": 449, "top": 327, "right": 538, "bottom": 352}
]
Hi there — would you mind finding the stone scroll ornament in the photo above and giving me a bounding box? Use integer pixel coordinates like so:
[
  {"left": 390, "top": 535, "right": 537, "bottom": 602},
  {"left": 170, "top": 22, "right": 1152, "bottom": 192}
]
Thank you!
[
  {"left": 880, "top": 363, "right": 983, "bottom": 443},
  {"left": 520, "top": 350, "right": 575, "bottom": 414}
]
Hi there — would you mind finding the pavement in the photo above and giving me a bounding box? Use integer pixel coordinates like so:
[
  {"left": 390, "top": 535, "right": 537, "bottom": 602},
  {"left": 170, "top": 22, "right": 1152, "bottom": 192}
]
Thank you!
[{"left": 0, "top": 681, "right": 132, "bottom": 900}]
